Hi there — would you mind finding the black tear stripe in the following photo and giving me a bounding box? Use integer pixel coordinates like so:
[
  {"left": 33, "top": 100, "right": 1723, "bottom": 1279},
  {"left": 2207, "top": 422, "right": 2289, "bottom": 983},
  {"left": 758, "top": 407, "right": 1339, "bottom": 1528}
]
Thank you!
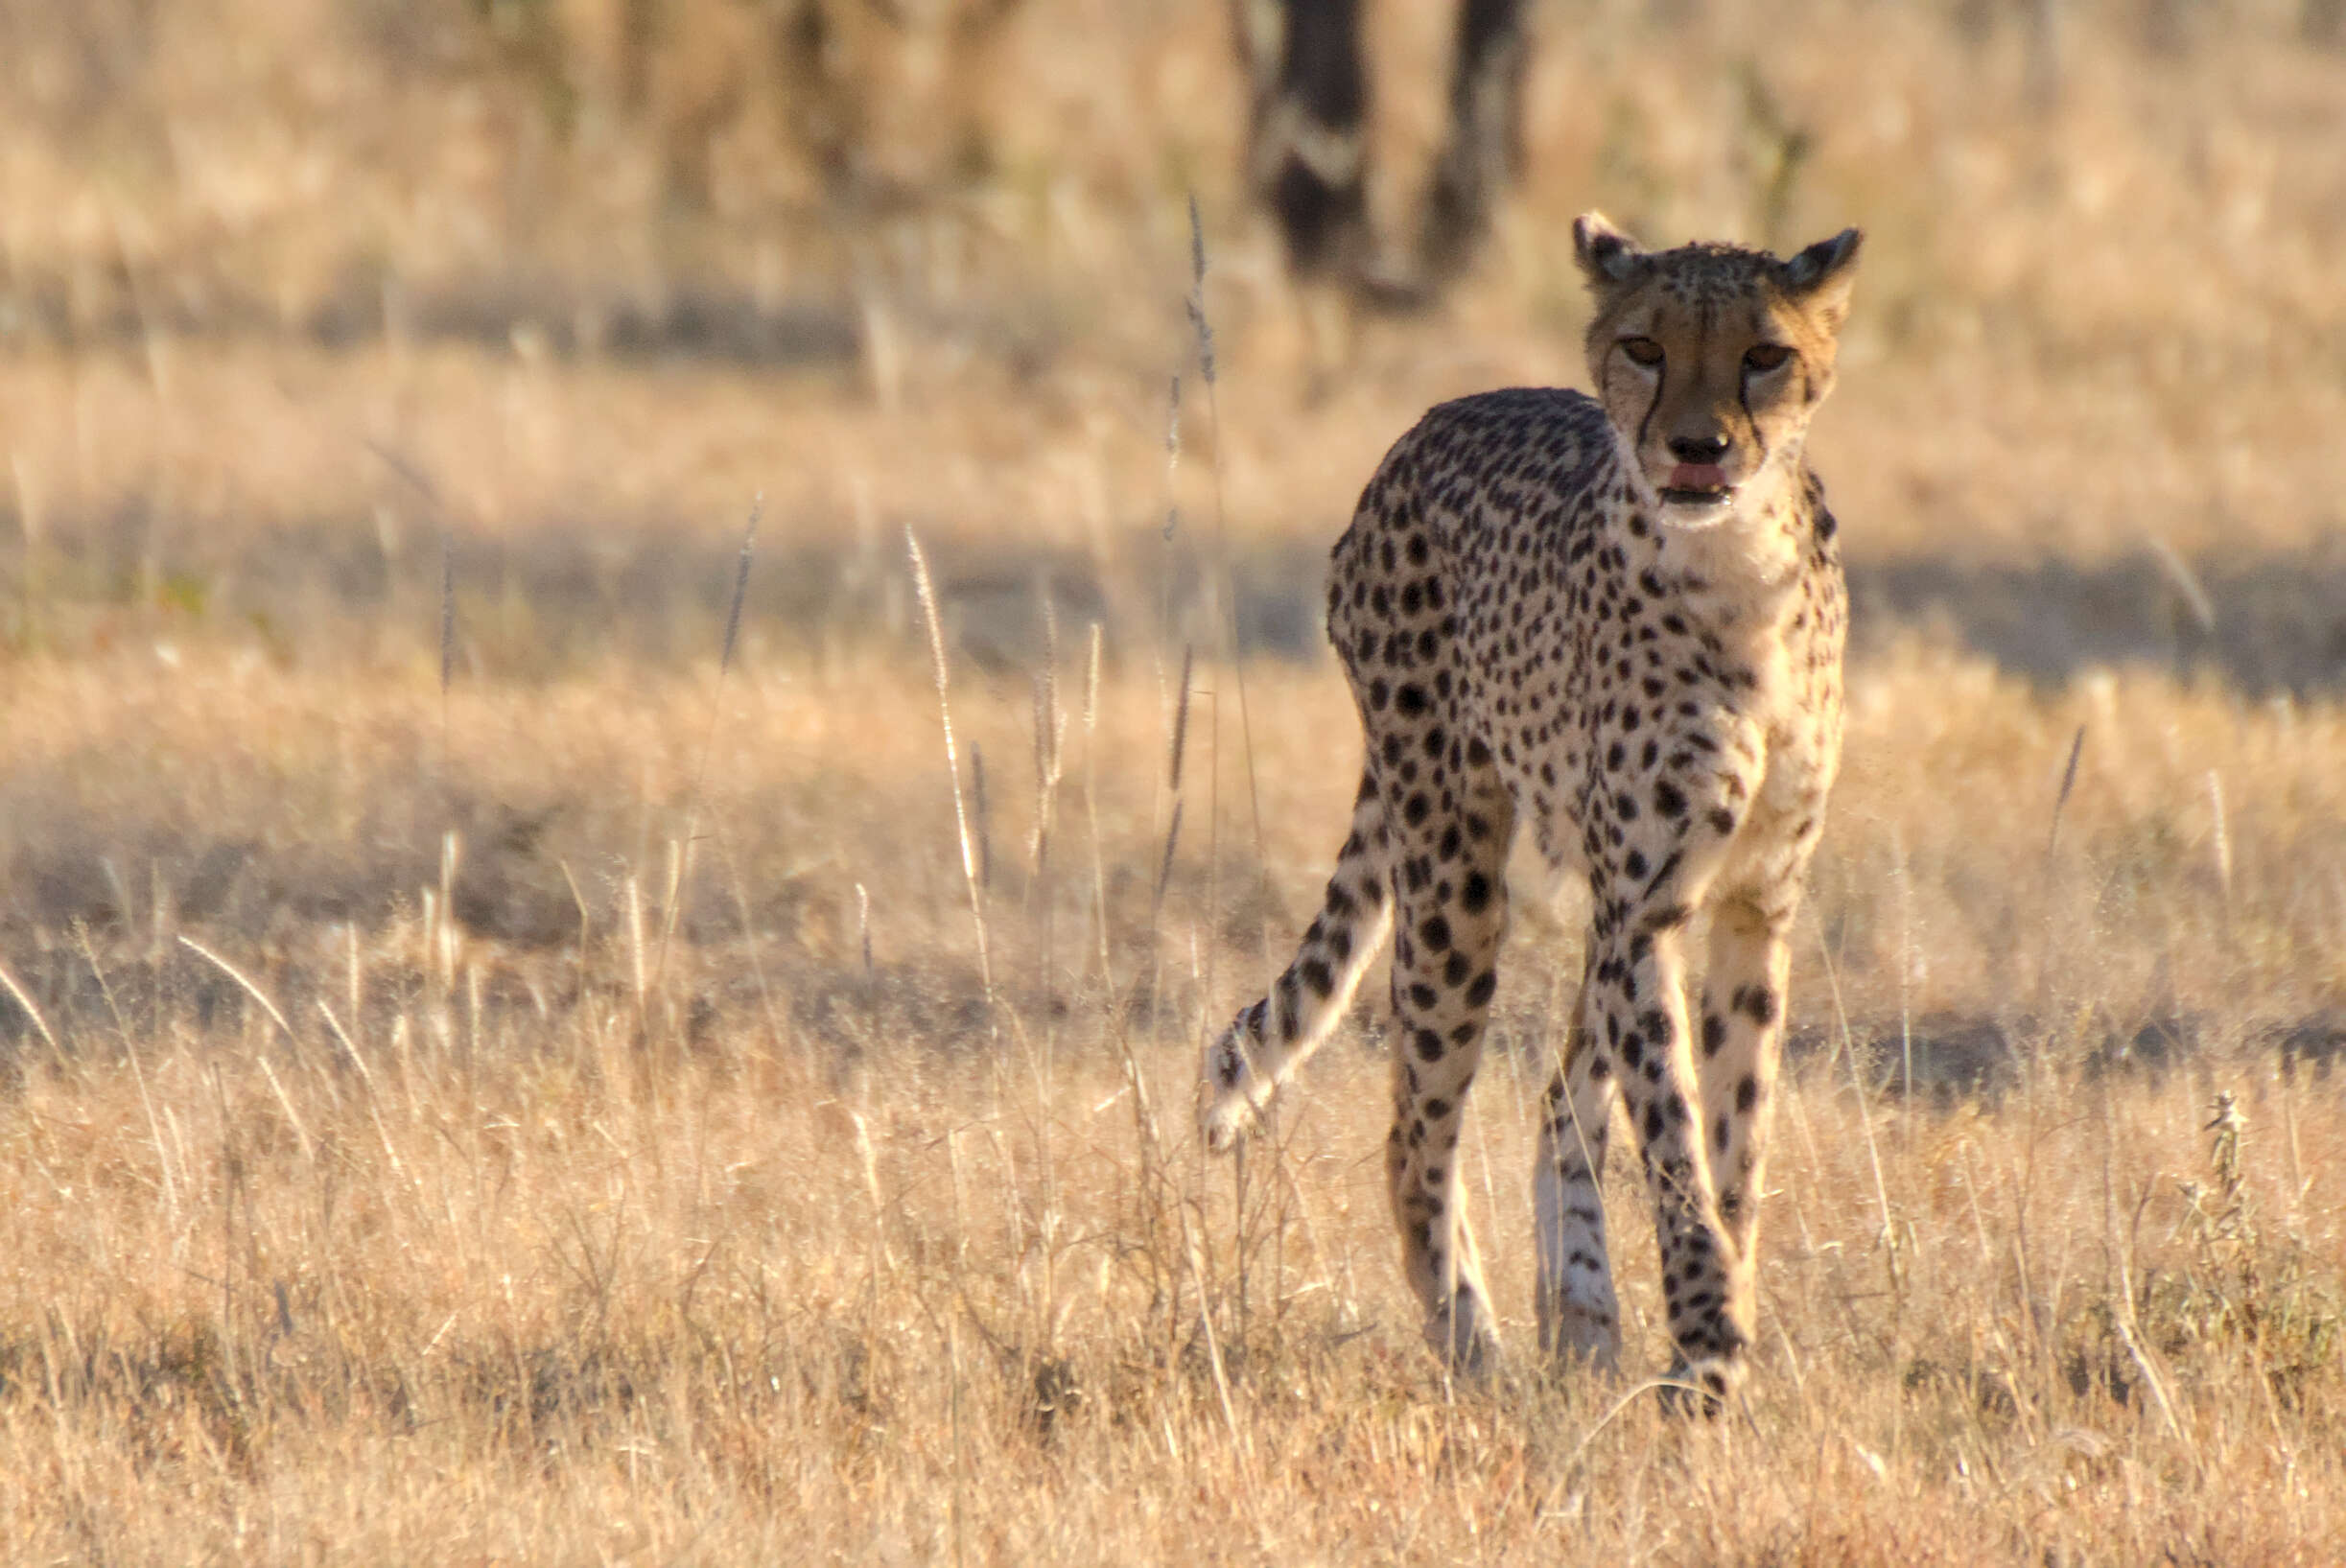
[
  {"left": 1736, "top": 371, "right": 1770, "bottom": 470},
  {"left": 1633, "top": 357, "right": 1663, "bottom": 475}
]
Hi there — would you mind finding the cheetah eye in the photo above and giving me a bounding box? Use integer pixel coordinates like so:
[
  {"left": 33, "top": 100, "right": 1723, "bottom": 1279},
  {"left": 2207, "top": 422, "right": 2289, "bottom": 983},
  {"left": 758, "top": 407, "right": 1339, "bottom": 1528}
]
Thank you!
[
  {"left": 1743, "top": 343, "right": 1793, "bottom": 374},
  {"left": 1618, "top": 337, "right": 1663, "bottom": 368}
]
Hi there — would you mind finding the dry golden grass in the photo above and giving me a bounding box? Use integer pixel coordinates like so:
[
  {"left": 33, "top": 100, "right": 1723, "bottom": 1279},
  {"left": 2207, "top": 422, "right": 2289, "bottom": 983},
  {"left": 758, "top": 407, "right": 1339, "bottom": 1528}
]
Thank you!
[
  {"left": 2, "top": 0, "right": 2344, "bottom": 1561},
  {"left": 2, "top": 993, "right": 2339, "bottom": 1564},
  {"left": 0, "top": 646, "right": 2340, "bottom": 1563}
]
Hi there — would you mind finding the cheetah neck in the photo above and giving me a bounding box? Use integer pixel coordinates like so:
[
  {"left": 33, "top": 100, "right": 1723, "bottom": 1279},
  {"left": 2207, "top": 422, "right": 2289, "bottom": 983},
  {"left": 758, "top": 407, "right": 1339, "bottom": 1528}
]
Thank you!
[
  {"left": 1607, "top": 432, "right": 1814, "bottom": 618},
  {"left": 1611, "top": 439, "right": 1822, "bottom": 724}
]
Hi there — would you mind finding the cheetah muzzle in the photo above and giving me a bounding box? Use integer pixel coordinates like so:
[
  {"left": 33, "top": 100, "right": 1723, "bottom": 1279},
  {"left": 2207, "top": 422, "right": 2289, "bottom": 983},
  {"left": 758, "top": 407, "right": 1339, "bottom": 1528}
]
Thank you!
[{"left": 1199, "top": 212, "right": 1861, "bottom": 1409}]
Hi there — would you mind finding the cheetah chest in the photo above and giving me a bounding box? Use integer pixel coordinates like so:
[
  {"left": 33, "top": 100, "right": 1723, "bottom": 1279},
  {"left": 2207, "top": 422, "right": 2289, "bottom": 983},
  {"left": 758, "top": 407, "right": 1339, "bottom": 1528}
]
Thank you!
[{"left": 1481, "top": 544, "right": 1837, "bottom": 895}]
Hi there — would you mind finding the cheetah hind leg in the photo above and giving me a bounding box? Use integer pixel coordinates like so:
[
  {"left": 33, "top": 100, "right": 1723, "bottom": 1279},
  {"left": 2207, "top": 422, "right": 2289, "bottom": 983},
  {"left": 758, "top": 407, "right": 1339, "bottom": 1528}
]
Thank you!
[
  {"left": 1202, "top": 770, "right": 1394, "bottom": 1151},
  {"left": 1535, "top": 1002, "right": 1624, "bottom": 1373}
]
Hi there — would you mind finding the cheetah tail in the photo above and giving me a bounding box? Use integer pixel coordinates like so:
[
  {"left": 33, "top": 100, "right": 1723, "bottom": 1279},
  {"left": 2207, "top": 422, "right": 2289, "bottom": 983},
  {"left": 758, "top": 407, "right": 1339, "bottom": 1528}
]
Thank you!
[{"left": 1201, "top": 768, "right": 1394, "bottom": 1151}]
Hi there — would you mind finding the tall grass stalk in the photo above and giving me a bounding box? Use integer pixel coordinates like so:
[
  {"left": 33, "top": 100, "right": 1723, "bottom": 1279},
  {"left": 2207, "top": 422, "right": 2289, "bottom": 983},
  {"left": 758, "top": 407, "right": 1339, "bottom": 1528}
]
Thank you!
[
  {"left": 0, "top": 956, "right": 60, "bottom": 1065},
  {"left": 1081, "top": 622, "right": 1112, "bottom": 985},
  {"left": 1183, "top": 195, "right": 1270, "bottom": 969},
  {"left": 176, "top": 934, "right": 297, "bottom": 1046},
  {"left": 1812, "top": 911, "right": 1903, "bottom": 1306},
  {"left": 908, "top": 527, "right": 996, "bottom": 1006},
  {"left": 650, "top": 498, "right": 762, "bottom": 1007}
]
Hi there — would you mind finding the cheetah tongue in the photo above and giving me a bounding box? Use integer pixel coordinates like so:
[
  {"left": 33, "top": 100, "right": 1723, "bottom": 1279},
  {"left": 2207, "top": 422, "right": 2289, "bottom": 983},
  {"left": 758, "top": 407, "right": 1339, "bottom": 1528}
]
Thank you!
[{"left": 1667, "top": 463, "right": 1728, "bottom": 493}]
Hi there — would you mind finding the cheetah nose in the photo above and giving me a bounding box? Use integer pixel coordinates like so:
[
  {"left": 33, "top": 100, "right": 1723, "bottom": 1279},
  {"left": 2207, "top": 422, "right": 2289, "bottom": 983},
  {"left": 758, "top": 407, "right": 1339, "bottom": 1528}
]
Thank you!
[{"left": 1668, "top": 433, "right": 1730, "bottom": 463}]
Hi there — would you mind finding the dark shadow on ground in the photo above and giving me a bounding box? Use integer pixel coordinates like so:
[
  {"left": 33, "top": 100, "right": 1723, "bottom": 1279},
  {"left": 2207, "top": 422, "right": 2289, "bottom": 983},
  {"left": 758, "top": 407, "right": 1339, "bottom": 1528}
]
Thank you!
[
  {"left": 1781, "top": 1010, "right": 2344, "bottom": 1102},
  {"left": 1848, "top": 550, "right": 2346, "bottom": 699},
  {"left": 0, "top": 273, "right": 867, "bottom": 369},
  {"left": 6, "top": 503, "right": 2346, "bottom": 692}
]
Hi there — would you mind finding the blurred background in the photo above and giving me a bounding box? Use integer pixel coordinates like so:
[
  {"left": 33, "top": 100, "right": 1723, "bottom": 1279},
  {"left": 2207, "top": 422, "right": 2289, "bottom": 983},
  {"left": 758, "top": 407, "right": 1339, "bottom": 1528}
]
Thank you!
[
  {"left": 2, "top": 0, "right": 2345, "bottom": 1058},
  {"left": 2, "top": 0, "right": 2342, "bottom": 685},
  {"left": 3, "top": 22, "right": 2344, "bottom": 1554}
]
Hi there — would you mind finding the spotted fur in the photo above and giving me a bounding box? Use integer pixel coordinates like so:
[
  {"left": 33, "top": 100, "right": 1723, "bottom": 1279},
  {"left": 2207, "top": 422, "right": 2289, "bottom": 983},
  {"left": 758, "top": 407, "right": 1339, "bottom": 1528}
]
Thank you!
[{"left": 1201, "top": 214, "right": 1861, "bottom": 1408}]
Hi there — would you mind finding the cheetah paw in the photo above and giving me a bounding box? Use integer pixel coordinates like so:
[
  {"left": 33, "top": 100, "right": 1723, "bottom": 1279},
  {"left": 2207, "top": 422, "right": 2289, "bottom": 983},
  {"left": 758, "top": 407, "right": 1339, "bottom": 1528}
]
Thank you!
[
  {"left": 1657, "top": 1354, "right": 1741, "bottom": 1419},
  {"left": 1199, "top": 1028, "right": 1267, "bottom": 1152},
  {"left": 1426, "top": 1301, "right": 1501, "bottom": 1379}
]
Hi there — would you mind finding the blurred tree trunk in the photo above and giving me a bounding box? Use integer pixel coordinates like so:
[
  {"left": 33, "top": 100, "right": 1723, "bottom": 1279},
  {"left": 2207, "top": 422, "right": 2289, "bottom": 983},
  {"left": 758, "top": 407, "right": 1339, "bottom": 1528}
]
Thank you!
[
  {"left": 1234, "top": 0, "right": 1530, "bottom": 309},
  {"left": 1233, "top": 0, "right": 1373, "bottom": 283},
  {"left": 2025, "top": 0, "right": 2062, "bottom": 108},
  {"left": 1417, "top": 0, "right": 1529, "bottom": 289}
]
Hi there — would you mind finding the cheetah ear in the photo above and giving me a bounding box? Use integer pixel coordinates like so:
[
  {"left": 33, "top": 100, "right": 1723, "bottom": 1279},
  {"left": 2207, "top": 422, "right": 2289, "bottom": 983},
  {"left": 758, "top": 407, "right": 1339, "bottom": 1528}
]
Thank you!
[
  {"left": 1781, "top": 227, "right": 1863, "bottom": 332},
  {"left": 1573, "top": 212, "right": 1648, "bottom": 290}
]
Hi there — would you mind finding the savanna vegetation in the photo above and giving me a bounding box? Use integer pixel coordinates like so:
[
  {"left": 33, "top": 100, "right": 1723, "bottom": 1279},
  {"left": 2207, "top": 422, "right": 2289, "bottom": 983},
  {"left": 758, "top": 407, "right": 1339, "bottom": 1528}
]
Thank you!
[{"left": 0, "top": 1, "right": 2342, "bottom": 1561}]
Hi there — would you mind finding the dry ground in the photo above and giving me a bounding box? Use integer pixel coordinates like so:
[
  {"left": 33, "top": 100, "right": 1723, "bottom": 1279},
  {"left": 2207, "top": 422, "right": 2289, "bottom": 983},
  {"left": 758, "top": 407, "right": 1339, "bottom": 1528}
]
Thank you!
[
  {"left": 2, "top": 0, "right": 2344, "bottom": 1563},
  {"left": 0, "top": 648, "right": 2340, "bottom": 1564}
]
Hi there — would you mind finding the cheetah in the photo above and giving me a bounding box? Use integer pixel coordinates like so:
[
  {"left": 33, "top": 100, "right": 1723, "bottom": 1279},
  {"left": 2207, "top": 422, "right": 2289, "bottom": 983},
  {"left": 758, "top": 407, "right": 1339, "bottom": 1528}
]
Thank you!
[{"left": 1200, "top": 214, "right": 1860, "bottom": 1409}]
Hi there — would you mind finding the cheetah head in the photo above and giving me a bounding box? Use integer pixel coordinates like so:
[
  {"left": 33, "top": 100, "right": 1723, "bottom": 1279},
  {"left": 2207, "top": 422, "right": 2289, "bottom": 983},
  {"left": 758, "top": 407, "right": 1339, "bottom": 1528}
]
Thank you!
[{"left": 1573, "top": 213, "right": 1861, "bottom": 528}]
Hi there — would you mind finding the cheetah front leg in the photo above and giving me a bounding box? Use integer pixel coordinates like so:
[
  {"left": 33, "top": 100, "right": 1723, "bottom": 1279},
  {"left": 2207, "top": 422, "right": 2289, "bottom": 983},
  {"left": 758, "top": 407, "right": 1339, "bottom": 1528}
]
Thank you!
[
  {"left": 1535, "top": 950, "right": 1622, "bottom": 1369},
  {"left": 1589, "top": 901, "right": 1747, "bottom": 1412},
  {"left": 1697, "top": 896, "right": 1795, "bottom": 1343}
]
